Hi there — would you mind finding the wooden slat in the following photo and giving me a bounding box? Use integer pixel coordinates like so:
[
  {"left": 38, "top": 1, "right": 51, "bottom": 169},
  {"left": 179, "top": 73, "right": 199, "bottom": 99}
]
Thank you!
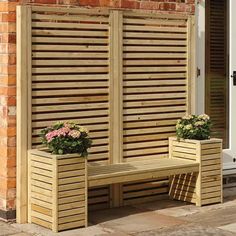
[
  {"left": 31, "top": 216, "right": 52, "bottom": 229},
  {"left": 124, "top": 53, "right": 187, "bottom": 59},
  {"left": 124, "top": 32, "right": 187, "bottom": 39},
  {"left": 58, "top": 195, "right": 85, "bottom": 205},
  {"left": 124, "top": 39, "right": 187, "bottom": 45},
  {"left": 32, "top": 21, "right": 108, "bottom": 30},
  {"left": 32, "top": 29, "right": 108, "bottom": 37},
  {"left": 32, "top": 37, "right": 108, "bottom": 44},
  {"left": 58, "top": 220, "right": 85, "bottom": 231},
  {"left": 32, "top": 13, "right": 109, "bottom": 22},
  {"left": 123, "top": 18, "right": 186, "bottom": 26},
  {"left": 32, "top": 45, "right": 109, "bottom": 51}
]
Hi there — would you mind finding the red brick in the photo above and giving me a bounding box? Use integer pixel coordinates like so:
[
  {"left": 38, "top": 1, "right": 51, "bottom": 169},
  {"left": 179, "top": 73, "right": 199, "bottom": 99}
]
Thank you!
[
  {"left": 0, "top": 87, "right": 16, "bottom": 96},
  {"left": 7, "top": 198, "right": 15, "bottom": 209},
  {"left": 32, "top": 0, "right": 57, "bottom": 4},
  {"left": 7, "top": 137, "right": 16, "bottom": 147},
  {"left": 2, "top": 12, "right": 16, "bottom": 22},
  {"left": 7, "top": 167, "right": 16, "bottom": 178},
  {"left": 121, "top": 0, "right": 140, "bottom": 9},
  {"left": 99, "top": 0, "right": 120, "bottom": 7},
  {"left": 140, "top": 1, "right": 159, "bottom": 10},
  {"left": 159, "top": 2, "right": 176, "bottom": 11},
  {"left": 79, "top": 0, "right": 100, "bottom": 7},
  {"left": 0, "top": 127, "right": 16, "bottom": 137}
]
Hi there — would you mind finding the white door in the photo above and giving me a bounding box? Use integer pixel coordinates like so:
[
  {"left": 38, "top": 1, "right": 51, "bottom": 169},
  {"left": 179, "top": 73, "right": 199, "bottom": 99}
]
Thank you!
[{"left": 223, "top": 0, "right": 236, "bottom": 173}]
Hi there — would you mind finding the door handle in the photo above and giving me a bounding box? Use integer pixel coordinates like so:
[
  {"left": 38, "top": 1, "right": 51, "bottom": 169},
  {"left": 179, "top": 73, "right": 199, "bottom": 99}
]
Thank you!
[{"left": 231, "top": 71, "right": 236, "bottom": 85}]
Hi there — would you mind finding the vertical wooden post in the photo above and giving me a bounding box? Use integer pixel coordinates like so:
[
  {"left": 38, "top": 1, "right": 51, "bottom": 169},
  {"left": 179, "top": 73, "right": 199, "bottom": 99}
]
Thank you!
[
  {"left": 186, "top": 16, "right": 196, "bottom": 114},
  {"left": 27, "top": 152, "right": 32, "bottom": 223},
  {"left": 84, "top": 159, "right": 88, "bottom": 227},
  {"left": 16, "top": 5, "right": 32, "bottom": 224},
  {"left": 220, "top": 141, "right": 223, "bottom": 203},
  {"left": 195, "top": 142, "right": 202, "bottom": 207},
  {"left": 109, "top": 10, "right": 123, "bottom": 207},
  {"left": 168, "top": 137, "right": 174, "bottom": 159},
  {"left": 52, "top": 157, "right": 58, "bottom": 233}
]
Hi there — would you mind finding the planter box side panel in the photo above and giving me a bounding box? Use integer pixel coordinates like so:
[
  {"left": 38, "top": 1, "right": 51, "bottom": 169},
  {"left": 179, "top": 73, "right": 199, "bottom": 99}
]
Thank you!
[
  {"left": 57, "top": 157, "right": 87, "bottom": 231},
  {"left": 29, "top": 152, "right": 53, "bottom": 230},
  {"left": 200, "top": 141, "right": 222, "bottom": 206}
]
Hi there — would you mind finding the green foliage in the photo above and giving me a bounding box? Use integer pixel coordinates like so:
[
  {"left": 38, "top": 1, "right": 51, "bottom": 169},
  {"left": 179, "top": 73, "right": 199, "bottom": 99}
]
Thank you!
[
  {"left": 40, "top": 121, "right": 92, "bottom": 157},
  {"left": 176, "top": 114, "right": 212, "bottom": 140}
]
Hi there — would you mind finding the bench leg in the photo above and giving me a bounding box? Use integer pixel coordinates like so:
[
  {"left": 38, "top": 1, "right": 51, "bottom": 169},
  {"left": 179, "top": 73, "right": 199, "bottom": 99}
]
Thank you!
[
  {"left": 110, "top": 184, "right": 123, "bottom": 207},
  {"left": 195, "top": 172, "right": 202, "bottom": 207},
  {"left": 169, "top": 173, "right": 197, "bottom": 204}
]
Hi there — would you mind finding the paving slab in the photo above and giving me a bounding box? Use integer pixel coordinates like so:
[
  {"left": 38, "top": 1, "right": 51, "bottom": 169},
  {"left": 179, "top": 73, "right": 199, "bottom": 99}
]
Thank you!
[
  {"left": 13, "top": 223, "right": 127, "bottom": 236},
  {"left": 218, "top": 223, "right": 236, "bottom": 234},
  {"left": 134, "top": 198, "right": 236, "bottom": 218},
  {"left": 179, "top": 205, "right": 236, "bottom": 228},
  {"left": 0, "top": 221, "right": 21, "bottom": 236},
  {"left": 133, "top": 199, "right": 200, "bottom": 217},
  {"left": 90, "top": 207, "right": 186, "bottom": 235},
  {"left": 134, "top": 223, "right": 236, "bottom": 236}
]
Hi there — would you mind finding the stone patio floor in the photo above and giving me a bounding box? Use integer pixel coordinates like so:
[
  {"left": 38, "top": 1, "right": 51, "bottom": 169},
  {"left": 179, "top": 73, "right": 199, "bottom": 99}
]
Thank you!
[{"left": 3, "top": 196, "right": 236, "bottom": 235}]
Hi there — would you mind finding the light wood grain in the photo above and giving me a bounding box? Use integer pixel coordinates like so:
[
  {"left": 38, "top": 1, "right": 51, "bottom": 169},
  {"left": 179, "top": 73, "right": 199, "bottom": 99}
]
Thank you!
[{"left": 17, "top": 5, "right": 32, "bottom": 224}]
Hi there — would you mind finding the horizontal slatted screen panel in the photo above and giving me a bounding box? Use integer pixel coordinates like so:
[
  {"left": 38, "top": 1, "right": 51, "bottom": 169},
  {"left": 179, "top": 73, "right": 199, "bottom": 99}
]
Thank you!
[
  {"left": 30, "top": 6, "right": 110, "bottom": 211},
  {"left": 205, "top": 0, "right": 228, "bottom": 148},
  {"left": 122, "top": 12, "right": 189, "bottom": 204}
]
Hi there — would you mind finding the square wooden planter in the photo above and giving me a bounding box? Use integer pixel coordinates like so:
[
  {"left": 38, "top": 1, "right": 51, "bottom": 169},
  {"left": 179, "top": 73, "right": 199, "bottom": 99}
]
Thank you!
[
  {"left": 169, "top": 137, "right": 223, "bottom": 206},
  {"left": 28, "top": 150, "right": 87, "bottom": 232}
]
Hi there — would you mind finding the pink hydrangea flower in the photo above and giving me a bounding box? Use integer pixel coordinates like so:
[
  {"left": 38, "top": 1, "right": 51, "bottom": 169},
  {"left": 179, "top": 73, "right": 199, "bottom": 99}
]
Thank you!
[
  {"left": 57, "top": 127, "right": 71, "bottom": 136},
  {"left": 45, "top": 127, "right": 71, "bottom": 142},
  {"left": 46, "top": 130, "right": 58, "bottom": 142}
]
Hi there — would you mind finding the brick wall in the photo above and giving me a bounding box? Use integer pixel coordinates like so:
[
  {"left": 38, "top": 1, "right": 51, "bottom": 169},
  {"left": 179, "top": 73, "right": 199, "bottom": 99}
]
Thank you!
[
  {"left": 0, "top": 1, "right": 17, "bottom": 220},
  {"left": 0, "top": 0, "right": 195, "bottom": 220}
]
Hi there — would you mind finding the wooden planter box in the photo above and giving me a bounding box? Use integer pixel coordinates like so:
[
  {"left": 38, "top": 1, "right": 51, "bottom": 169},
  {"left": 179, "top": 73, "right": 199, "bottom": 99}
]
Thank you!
[
  {"left": 169, "top": 137, "right": 223, "bottom": 206},
  {"left": 28, "top": 150, "right": 87, "bottom": 232}
]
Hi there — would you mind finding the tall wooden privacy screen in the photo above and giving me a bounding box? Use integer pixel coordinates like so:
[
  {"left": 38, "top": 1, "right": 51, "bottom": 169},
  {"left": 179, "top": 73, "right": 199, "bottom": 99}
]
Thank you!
[{"left": 17, "top": 5, "right": 195, "bottom": 223}]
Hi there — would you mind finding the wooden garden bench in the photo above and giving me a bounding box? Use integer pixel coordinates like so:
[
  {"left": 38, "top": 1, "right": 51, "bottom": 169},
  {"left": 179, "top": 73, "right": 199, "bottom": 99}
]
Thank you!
[{"left": 28, "top": 138, "right": 223, "bottom": 232}]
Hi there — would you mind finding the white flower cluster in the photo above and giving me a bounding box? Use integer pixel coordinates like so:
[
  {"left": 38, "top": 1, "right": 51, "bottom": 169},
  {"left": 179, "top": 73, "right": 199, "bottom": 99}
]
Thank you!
[{"left": 198, "top": 114, "right": 210, "bottom": 121}]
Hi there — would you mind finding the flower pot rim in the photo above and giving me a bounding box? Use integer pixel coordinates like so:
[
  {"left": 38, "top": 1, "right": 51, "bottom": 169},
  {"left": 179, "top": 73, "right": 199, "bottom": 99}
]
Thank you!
[
  {"left": 28, "top": 149, "right": 84, "bottom": 159},
  {"left": 169, "top": 136, "right": 222, "bottom": 144}
]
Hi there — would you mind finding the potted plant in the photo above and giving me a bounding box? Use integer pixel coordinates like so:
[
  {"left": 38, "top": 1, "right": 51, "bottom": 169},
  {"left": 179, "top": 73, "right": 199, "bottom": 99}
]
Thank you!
[
  {"left": 169, "top": 114, "right": 223, "bottom": 206},
  {"left": 175, "top": 114, "right": 212, "bottom": 141},
  {"left": 28, "top": 121, "right": 92, "bottom": 232}
]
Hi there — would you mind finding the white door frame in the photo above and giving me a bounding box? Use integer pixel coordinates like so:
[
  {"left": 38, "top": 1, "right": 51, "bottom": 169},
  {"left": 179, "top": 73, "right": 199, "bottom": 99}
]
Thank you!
[
  {"left": 224, "top": 0, "right": 236, "bottom": 173},
  {"left": 195, "top": 0, "right": 236, "bottom": 172},
  {"left": 195, "top": 0, "right": 205, "bottom": 115}
]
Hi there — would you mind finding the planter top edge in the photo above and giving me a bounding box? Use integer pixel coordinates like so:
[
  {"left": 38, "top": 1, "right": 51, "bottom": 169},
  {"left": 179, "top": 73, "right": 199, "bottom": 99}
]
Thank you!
[
  {"left": 28, "top": 149, "right": 83, "bottom": 159},
  {"left": 169, "top": 137, "right": 222, "bottom": 144}
]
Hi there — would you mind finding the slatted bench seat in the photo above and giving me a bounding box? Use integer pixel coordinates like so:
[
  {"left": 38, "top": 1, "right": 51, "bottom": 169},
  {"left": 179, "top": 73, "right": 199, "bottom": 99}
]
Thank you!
[{"left": 88, "top": 158, "right": 199, "bottom": 188}]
